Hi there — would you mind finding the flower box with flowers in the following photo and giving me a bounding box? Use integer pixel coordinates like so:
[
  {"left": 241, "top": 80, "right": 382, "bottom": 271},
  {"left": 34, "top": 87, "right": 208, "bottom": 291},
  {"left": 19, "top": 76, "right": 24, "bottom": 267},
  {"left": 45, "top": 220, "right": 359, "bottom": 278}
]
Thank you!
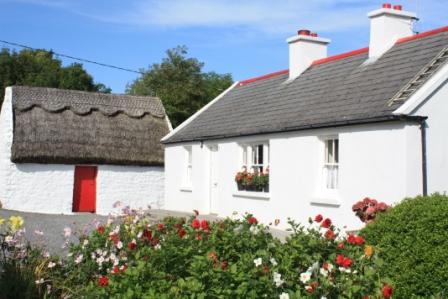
[{"left": 235, "top": 167, "right": 269, "bottom": 192}]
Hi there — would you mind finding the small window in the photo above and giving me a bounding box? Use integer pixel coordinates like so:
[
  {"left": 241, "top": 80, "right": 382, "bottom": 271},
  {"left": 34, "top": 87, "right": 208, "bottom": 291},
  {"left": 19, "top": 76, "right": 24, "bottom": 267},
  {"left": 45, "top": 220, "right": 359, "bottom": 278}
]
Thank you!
[
  {"left": 184, "top": 146, "right": 193, "bottom": 186},
  {"left": 241, "top": 143, "right": 269, "bottom": 173},
  {"left": 323, "top": 138, "right": 339, "bottom": 189}
]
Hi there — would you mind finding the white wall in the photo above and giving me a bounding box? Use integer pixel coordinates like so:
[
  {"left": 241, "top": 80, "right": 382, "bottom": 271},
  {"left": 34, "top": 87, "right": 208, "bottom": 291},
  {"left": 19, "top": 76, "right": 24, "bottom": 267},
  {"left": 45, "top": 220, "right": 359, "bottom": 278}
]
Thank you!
[
  {"left": 165, "top": 121, "right": 422, "bottom": 230},
  {"left": 412, "top": 79, "right": 448, "bottom": 194},
  {"left": 97, "top": 165, "right": 164, "bottom": 214},
  {"left": 0, "top": 87, "right": 165, "bottom": 215}
]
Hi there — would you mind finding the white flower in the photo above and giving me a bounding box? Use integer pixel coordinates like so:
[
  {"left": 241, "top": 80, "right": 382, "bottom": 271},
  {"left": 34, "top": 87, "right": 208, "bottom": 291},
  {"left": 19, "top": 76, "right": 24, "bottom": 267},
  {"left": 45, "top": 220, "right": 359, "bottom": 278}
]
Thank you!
[
  {"left": 273, "top": 272, "right": 284, "bottom": 287},
  {"left": 97, "top": 256, "right": 105, "bottom": 265},
  {"left": 279, "top": 292, "right": 289, "bottom": 299},
  {"left": 270, "top": 258, "right": 278, "bottom": 266},
  {"left": 63, "top": 227, "right": 71, "bottom": 238},
  {"left": 83, "top": 239, "right": 89, "bottom": 246},
  {"left": 321, "top": 297, "right": 328, "bottom": 299},
  {"left": 137, "top": 231, "right": 143, "bottom": 238},
  {"left": 42, "top": 251, "right": 50, "bottom": 258},
  {"left": 300, "top": 272, "right": 311, "bottom": 284},
  {"left": 67, "top": 252, "right": 73, "bottom": 257},
  {"left": 5, "top": 236, "right": 13, "bottom": 243},
  {"left": 34, "top": 230, "right": 44, "bottom": 236},
  {"left": 320, "top": 268, "right": 328, "bottom": 277},
  {"left": 338, "top": 267, "right": 351, "bottom": 273},
  {"left": 254, "top": 257, "right": 262, "bottom": 267},
  {"left": 325, "top": 263, "right": 334, "bottom": 272},
  {"left": 107, "top": 218, "right": 114, "bottom": 226},
  {"left": 116, "top": 241, "right": 123, "bottom": 249},
  {"left": 47, "top": 262, "right": 56, "bottom": 269},
  {"left": 75, "top": 254, "right": 83, "bottom": 264},
  {"left": 250, "top": 225, "right": 260, "bottom": 234},
  {"left": 154, "top": 244, "right": 162, "bottom": 250},
  {"left": 35, "top": 278, "right": 44, "bottom": 285}
]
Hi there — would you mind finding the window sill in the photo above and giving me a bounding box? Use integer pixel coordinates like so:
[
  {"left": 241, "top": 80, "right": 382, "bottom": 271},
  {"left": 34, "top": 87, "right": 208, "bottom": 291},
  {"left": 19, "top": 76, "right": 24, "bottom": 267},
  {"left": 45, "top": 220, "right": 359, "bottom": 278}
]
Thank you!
[
  {"left": 310, "top": 193, "right": 341, "bottom": 207},
  {"left": 180, "top": 186, "right": 193, "bottom": 192},
  {"left": 233, "top": 191, "right": 270, "bottom": 200}
]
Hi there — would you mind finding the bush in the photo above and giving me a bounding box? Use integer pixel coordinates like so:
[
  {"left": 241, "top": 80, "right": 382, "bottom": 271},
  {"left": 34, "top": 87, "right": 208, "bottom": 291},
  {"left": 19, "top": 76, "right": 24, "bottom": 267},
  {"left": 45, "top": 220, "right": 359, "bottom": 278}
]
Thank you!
[
  {"left": 361, "top": 193, "right": 448, "bottom": 298},
  {"left": 1, "top": 210, "right": 391, "bottom": 298}
]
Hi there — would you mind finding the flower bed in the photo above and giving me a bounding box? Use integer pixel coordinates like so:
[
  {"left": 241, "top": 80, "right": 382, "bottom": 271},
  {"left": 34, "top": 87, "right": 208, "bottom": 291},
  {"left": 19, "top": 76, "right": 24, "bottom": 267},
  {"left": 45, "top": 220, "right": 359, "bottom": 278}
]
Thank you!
[{"left": 0, "top": 208, "right": 393, "bottom": 298}]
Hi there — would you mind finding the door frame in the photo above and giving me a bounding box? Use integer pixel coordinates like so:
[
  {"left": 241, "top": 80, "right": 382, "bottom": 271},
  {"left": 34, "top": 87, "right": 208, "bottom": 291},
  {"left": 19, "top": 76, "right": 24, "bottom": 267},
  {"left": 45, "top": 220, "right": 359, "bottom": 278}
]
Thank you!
[{"left": 207, "top": 145, "right": 219, "bottom": 214}]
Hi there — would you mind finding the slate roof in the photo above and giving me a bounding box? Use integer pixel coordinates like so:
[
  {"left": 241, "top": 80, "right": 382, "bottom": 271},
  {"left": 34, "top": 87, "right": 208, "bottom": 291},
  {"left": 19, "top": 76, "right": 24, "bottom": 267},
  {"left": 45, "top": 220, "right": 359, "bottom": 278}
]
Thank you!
[
  {"left": 10, "top": 86, "right": 170, "bottom": 166},
  {"left": 164, "top": 27, "right": 448, "bottom": 144}
]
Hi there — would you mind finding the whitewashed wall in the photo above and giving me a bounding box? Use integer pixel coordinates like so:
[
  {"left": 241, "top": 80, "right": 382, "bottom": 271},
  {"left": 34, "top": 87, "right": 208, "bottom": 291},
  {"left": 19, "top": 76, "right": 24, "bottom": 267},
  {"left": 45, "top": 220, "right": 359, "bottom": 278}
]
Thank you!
[
  {"left": 0, "top": 87, "right": 165, "bottom": 215},
  {"left": 96, "top": 165, "right": 164, "bottom": 214},
  {"left": 412, "top": 79, "right": 448, "bottom": 194},
  {"left": 165, "top": 121, "right": 422, "bottom": 230}
]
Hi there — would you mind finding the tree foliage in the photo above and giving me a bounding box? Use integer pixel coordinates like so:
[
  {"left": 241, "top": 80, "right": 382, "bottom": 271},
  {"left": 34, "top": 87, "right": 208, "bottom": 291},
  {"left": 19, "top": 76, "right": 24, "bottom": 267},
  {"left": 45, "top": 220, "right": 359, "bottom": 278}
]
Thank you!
[
  {"left": 126, "top": 46, "right": 233, "bottom": 128},
  {"left": 0, "top": 48, "right": 110, "bottom": 108}
]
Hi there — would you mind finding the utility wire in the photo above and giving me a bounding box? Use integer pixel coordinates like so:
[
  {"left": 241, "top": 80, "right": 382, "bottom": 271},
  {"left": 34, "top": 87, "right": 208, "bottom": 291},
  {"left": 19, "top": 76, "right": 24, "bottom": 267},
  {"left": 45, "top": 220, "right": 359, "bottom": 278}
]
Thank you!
[{"left": 0, "top": 39, "right": 145, "bottom": 75}]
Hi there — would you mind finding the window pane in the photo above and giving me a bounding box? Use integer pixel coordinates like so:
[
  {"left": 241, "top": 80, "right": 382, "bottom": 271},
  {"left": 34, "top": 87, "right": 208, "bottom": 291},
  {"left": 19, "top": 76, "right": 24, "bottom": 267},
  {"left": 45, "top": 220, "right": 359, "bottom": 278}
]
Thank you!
[
  {"left": 327, "top": 140, "right": 333, "bottom": 163},
  {"left": 258, "top": 145, "right": 263, "bottom": 165}
]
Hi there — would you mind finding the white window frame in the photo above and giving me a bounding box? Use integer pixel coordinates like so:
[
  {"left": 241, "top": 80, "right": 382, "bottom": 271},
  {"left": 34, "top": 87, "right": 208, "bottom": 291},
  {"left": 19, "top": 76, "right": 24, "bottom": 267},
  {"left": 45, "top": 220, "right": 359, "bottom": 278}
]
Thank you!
[
  {"left": 240, "top": 142, "right": 270, "bottom": 173},
  {"left": 323, "top": 137, "right": 339, "bottom": 190},
  {"left": 182, "top": 146, "right": 193, "bottom": 188}
]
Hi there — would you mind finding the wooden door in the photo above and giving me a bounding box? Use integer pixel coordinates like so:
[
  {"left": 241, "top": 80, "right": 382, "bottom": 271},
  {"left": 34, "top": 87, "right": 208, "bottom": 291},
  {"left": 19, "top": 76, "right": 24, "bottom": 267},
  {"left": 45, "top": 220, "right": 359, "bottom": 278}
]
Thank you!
[{"left": 73, "top": 166, "right": 97, "bottom": 212}]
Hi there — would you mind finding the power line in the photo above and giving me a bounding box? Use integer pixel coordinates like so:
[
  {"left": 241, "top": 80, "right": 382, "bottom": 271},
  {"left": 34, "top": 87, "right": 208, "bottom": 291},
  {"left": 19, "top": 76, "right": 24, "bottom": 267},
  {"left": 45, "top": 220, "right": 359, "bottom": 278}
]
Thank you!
[{"left": 0, "top": 39, "right": 145, "bottom": 75}]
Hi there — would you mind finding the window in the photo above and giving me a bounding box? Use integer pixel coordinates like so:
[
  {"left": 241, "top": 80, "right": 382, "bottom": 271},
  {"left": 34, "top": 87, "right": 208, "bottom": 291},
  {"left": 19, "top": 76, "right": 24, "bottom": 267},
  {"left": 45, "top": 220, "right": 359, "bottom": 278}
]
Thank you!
[
  {"left": 323, "top": 138, "right": 339, "bottom": 189},
  {"left": 241, "top": 143, "right": 269, "bottom": 173},
  {"left": 184, "top": 146, "right": 193, "bottom": 186}
]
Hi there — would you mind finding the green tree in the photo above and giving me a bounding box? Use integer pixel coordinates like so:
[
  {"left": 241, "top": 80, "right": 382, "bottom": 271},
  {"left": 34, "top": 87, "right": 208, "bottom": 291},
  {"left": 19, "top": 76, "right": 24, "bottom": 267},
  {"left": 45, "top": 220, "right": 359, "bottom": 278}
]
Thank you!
[
  {"left": 0, "top": 48, "right": 111, "bottom": 108},
  {"left": 127, "top": 46, "right": 233, "bottom": 128}
]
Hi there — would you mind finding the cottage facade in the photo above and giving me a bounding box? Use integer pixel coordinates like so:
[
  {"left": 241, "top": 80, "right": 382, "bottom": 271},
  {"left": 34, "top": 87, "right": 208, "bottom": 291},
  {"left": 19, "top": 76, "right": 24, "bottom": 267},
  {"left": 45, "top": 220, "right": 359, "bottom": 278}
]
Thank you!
[
  {"left": 162, "top": 5, "right": 448, "bottom": 230},
  {"left": 0, "top": 86, "right": 171, "bottom": 214}
]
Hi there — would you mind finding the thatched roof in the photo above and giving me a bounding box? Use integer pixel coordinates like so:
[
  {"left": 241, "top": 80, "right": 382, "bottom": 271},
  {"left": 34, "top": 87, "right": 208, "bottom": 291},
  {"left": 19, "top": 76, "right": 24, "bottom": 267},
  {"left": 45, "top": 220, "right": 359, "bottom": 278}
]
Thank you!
[{"left": 10, "top": 86, "right": 170, "bottom": 166}]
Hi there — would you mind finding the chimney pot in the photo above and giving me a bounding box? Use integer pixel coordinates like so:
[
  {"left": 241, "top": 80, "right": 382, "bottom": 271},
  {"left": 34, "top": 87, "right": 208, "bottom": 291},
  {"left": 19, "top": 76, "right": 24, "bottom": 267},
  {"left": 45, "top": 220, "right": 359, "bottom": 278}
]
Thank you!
[
  {"left": 310, "top": 32, "right": 318, "bottom": 37},
  {"left": 393, "top": 5, "right": 402, "bottom": 10},
  {"left": 297, "top": 29, "right": 311, "bottom": 36},
  {"left": 382, "top": 3, "right": 392, "bottom": 8}
]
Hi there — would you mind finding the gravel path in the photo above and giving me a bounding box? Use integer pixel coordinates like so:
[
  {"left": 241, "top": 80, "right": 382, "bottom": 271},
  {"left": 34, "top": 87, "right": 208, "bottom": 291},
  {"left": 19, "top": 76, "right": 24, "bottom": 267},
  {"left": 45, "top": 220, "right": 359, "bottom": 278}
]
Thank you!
[{"left": 0, "top": 209, "right": 290, "bottom": 256}]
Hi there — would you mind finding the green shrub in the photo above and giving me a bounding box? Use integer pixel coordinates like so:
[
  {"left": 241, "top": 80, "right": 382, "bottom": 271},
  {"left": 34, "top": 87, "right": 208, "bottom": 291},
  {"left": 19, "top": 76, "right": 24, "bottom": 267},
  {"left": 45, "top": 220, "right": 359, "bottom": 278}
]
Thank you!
[{"left": 361, "top": 193, "right": 448, "bottom": 298}]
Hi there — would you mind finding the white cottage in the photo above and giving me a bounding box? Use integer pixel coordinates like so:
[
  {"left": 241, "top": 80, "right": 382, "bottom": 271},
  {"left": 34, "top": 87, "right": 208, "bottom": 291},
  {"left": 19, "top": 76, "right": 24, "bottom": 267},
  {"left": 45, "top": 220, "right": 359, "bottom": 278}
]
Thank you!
[
  {"left": 0, "top": 86, "right": 171, "bottom": 214},
  {"left": 162, "top": 5, "right": 448, "bottom": 230}
]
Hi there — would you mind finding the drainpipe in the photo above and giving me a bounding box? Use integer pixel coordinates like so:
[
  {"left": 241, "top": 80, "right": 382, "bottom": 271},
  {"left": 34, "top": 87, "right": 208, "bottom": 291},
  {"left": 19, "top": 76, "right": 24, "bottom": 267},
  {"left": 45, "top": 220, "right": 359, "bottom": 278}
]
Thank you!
[{"left": 419, "top": 118, "right": 428, "bottom": 196}]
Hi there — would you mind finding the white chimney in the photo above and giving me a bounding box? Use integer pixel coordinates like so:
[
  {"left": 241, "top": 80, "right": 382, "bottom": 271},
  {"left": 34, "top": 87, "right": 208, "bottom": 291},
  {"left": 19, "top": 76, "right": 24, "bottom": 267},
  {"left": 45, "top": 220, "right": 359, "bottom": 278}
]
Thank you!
[
  {"left": 287, "top": 30, "right": 330, "bottom": 80},
  {"left": 368, "top": 3, "right": 417, "bottom": 59}
]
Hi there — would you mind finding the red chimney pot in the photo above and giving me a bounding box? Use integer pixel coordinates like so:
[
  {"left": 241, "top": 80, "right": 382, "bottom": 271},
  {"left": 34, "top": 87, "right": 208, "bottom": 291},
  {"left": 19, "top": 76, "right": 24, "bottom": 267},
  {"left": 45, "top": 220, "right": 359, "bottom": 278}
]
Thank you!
[
  {"left": 310, "top": 32, "right": 318, "bottom": 37},
  {"left": 298, "top": 29, "right": 311, "bottom": 36},
  {"left": 382, "top": 3, "right": 392, "bottom": 8},
  {"left": 393, "top": 5, "right": 402, "bottom": 10}
]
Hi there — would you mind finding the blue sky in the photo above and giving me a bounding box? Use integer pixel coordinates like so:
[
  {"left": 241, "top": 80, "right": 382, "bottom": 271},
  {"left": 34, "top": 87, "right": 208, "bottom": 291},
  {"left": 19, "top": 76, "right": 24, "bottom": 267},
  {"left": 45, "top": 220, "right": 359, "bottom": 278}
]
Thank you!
[{"left": 1, "top": 0, "right": 447, "bottom": 93}]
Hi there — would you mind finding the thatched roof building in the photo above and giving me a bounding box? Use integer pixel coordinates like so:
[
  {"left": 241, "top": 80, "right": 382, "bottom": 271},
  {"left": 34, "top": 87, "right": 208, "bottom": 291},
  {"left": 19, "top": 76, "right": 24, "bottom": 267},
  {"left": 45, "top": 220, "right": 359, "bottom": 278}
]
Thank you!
[{"left": 10, "top": 86, "right": 170, "bottom": 166}]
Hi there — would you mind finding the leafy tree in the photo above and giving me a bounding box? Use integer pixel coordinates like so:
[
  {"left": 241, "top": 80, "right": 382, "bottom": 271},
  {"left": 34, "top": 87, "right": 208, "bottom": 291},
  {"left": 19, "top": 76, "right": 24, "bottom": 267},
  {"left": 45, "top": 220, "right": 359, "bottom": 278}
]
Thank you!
[
  {"left": 127, "top": 46, "right": 233, "bottom": 128},
  {"left": 0, "top": 48, "right": 111, "bottom": 109}
]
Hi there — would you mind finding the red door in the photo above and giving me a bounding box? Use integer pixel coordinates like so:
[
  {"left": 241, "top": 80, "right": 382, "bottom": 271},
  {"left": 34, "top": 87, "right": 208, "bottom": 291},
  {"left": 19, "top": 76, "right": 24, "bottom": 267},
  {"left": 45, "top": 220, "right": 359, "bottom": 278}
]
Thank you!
[{"left": 73, "top": 166, "right": 97, "bottom": 212}]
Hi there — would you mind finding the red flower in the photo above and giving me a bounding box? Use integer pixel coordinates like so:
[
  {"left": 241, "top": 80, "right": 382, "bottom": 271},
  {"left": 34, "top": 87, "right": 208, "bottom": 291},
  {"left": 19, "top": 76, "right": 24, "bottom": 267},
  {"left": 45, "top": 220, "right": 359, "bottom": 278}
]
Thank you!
[
  {"left": 355, "top": 235, "right": 365, "bottom": 246},
  {"left": 128, "top": 241, "right": 137, "bottom": 250},
  {"left": 321, "top": 218, "right": 332, "bottom": 228},
  {"left": 201, "top": 220, "right": 209, "bottom": 230},
  {"left": 336, "top": 254, "right": 345, "bottom": 266},
  {"left": 347, "top": 234, "right": 356, "bottom": 245},
  {"left": 143, "top": 229, "right": 152, "bottom": 241},
  {"left": 314, "top": 214, "right": 323, "bottom": 223},
  {"left": 363, "top": 296, "right": 370, "bottom": 299},
  {"left": 192, "top": 219, "right": 201, "bottom": 229},
  {"left": 306, "top": 286, "right": 314, "bottom": 294},
  {"left": 112, "top": 266, "right": 120, "bottom": 274},
  {"left": 221, "top": 261, "right": 228, "bottom": 270},
  {"left": 151, "top": 237, "right": 160, "bottom": 246},
  {"left": 97, "top": 226, "right": 105, "bottom": 235},
  {"left": 178, "top": 228, "right": 186, "bottom": 238},
  {"left": 263, "top": 265, "right": 270, "bottom": 274},
  {"left": 157, "top": 223, "right": 164, "bottom": 231},
  {"left": 196, "top": 233, "right": 202, "bottom": 241},
  {"left": 248, "top": 217, "right": 258, "bottom": 225},
  {"left": 207, "top": 252, "right": 218, "bottom": 262},
  {"left": 383, "top": 284, "right": 393, "bottom": 298},
  {"left": 338, "top": 242, "right": 345, "bottom": 249},
  {"left": 343, "top": 257, "right": 352, "bottom": 268},
  {"left": 325, "top": 229, "right": 335, "bottom": 240},
  {"left": 109, "top": 233, "right": 120, "bottom": 245},
  {"left": 98, "top": 276, "right": 108, "bottom": 287}
]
